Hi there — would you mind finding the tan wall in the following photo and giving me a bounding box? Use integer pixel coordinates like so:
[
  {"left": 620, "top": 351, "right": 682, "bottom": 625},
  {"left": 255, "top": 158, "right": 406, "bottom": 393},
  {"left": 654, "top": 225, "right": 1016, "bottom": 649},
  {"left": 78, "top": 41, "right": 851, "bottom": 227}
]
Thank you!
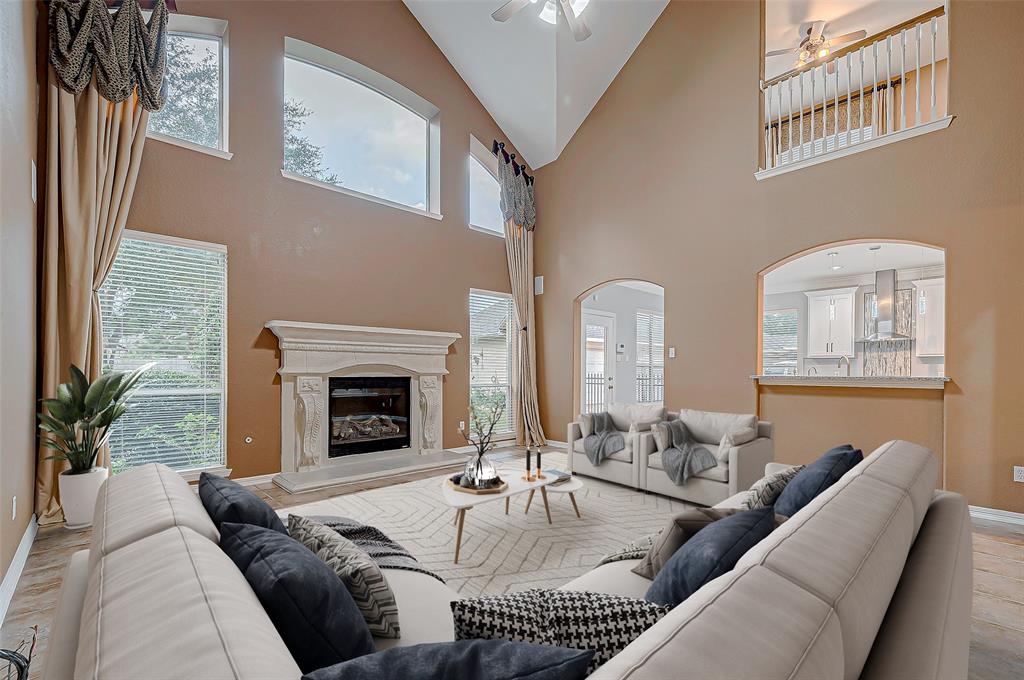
[
  {"left": 127, "top": 0, "right": 513, "bottom": 478},
  {"left": 0, "top": 0, "right": 39, "bottom": 577},
  {"left": 535, "top": 1, "right": 1024, "bottom": 513}
]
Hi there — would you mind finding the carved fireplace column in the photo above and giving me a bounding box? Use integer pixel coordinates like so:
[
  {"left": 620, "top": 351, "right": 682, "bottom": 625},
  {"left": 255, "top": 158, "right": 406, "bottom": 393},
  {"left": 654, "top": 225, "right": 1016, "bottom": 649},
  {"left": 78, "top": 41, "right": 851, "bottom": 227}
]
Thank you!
[
  {"left": 418, "top": 375, "right": 442, "bottom": 452},
  {"left": 295, "top": 376, "right": 323, "bottom": 471}
]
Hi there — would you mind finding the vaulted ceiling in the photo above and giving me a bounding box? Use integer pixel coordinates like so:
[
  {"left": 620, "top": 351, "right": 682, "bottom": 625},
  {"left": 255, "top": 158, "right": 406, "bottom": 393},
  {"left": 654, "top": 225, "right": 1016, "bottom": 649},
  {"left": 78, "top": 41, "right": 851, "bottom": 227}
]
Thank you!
[{"left": 403, "top": 0, "right": 668, "bottom": 169}]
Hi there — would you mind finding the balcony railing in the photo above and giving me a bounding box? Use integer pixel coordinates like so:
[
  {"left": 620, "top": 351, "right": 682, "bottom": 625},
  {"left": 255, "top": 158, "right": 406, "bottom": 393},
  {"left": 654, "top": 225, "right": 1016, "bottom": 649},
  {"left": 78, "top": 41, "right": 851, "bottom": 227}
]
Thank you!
[
  {"left": 636, "top": 366, "right": 664, "bottom": 404},
  {"left": 759, "top": 6, "right": 951, "bottom": 179},
  {"left": 583, "top": 373, "right": 606, "bottom": 414}
]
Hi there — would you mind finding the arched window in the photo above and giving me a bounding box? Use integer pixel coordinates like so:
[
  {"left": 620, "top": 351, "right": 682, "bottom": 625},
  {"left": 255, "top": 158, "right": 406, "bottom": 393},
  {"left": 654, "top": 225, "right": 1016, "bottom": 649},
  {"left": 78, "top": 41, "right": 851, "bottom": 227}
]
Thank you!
[{"left": 283, "top": 38, "right": 441, "bottom": 218}]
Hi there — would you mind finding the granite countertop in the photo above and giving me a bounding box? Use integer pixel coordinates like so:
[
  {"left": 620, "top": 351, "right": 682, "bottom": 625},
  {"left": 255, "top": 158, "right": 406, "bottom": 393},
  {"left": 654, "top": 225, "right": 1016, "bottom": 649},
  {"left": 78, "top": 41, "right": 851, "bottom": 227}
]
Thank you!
[{"left": 751, "top": 375, "right": 951, "bottom": 389}]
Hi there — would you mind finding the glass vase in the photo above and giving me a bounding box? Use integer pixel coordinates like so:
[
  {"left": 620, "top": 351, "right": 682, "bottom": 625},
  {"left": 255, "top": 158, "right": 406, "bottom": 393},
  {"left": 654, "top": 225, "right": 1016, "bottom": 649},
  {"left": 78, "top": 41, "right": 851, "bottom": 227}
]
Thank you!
[{"left": 462, "top": 451, "right": 498, "bottom": 488}]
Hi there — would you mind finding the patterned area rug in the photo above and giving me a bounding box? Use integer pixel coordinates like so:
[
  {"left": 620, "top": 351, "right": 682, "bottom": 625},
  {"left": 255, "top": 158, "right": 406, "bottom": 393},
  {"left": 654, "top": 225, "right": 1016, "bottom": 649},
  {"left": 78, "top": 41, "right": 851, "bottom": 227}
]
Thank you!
[{"left": 283, "top": 453, "right": 691, "bottom": 596}]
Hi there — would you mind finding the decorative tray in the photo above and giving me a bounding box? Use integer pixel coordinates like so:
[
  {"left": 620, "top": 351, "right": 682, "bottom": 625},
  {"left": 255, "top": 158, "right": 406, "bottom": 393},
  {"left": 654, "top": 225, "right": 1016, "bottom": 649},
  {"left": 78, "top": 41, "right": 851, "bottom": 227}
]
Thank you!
[{"left": 447, "top": 476, "right": 508, "bottom": 495}]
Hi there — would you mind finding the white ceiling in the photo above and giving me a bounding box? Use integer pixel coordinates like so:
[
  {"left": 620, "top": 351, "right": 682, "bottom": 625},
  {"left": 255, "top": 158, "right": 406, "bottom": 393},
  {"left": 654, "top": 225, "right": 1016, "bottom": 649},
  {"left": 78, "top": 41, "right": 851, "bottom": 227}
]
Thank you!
[
  {"left": 403, "top": 0, "right": 668, "bottom": 168},
  {"left": 765, "top": 0, "right": 941, "bottom": 79},
  {"left": 764, "top": 242, "right": 945, "bottom": 294}
]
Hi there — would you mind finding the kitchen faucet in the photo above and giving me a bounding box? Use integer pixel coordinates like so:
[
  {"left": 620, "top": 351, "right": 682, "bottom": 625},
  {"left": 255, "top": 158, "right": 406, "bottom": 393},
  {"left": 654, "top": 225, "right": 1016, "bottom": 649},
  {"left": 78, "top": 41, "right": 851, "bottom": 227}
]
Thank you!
[
  {"left": 806, "top": 366, "right": 817, "bottom": 376},
  {"left": 837, "top": 355, "right": 851, "bottom": 377}
]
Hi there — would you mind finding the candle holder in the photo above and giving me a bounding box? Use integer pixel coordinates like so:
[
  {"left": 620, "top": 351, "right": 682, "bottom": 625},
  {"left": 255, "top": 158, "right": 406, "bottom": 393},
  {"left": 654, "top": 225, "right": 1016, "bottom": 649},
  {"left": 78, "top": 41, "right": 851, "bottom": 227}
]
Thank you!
[
  {"left": 523, "top": 447, "right": 535, "bottom": 481},
  {"left": 534, "top": 446, "right": 546, "bottom": 479}
]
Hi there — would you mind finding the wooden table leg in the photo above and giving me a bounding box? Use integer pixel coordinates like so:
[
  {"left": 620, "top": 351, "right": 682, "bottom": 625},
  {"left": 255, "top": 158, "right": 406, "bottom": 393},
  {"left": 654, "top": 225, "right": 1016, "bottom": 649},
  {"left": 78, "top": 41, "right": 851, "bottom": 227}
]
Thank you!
[
  {"left": 569, "top": 492, "right": 581, "bottom": 518},
  {"left": 524, "top": 489, "right": 535, "bottom": 514},
  {"left": 454, "top": 508, "right": 466, "bottom": 564},
  {"left": 540, "top": 486, "right": 552, "bottom": 525}
]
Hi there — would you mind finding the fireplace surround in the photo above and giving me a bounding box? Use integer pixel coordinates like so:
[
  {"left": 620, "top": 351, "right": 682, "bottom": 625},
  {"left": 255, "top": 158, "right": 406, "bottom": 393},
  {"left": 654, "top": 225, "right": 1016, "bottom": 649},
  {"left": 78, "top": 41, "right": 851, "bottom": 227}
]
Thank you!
[{"left": 265, "top": 321, "right": 464, "bottom": 492}]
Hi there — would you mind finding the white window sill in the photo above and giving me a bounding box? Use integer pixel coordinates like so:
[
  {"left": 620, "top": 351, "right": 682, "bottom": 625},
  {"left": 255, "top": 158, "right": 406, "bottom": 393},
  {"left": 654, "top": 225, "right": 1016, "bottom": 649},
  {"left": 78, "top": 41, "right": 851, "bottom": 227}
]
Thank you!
[
  {"left": 180, "top": 465, "right": 232, "bottom": 483},
  {"left": 469, "top": 223, "right": 505, "bottom": 238},
  {"left": 281, "top": 170, "right": 443, "bottom": 221},
  {"left": 755, "top": 115, "right": 954, "bottom": 181},
  {"left": 148, "top": 132, "right": 233, "bottom": 160}
]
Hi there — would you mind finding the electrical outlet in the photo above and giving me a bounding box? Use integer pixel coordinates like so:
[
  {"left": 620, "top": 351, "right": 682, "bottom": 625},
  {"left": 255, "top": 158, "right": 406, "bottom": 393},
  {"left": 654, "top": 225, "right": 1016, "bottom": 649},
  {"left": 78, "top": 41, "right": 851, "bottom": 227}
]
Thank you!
[
  {"left": 459, "top": 421, "right": 466, "bottom": 431},
  {"left": 1014, "top": 466, "right": 1024, "bottom": 483},
  {"left": 11, "top": 496, "right": 16, "bottom": 521}
]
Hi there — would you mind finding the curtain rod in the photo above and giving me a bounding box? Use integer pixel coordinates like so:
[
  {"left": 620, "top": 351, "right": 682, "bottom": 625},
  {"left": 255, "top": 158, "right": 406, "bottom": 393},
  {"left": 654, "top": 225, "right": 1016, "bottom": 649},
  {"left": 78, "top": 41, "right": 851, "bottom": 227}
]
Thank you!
[{"left": 491, "top": 139, "right": 534, "bottom": 185}]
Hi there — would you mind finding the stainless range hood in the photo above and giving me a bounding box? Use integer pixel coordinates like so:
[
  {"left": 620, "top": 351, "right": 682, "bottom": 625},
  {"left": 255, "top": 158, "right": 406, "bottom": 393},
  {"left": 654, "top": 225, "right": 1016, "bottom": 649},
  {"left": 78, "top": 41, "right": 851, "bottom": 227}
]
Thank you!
[{"left": 864, "top": 269, "right": 911, "bottom": 341}]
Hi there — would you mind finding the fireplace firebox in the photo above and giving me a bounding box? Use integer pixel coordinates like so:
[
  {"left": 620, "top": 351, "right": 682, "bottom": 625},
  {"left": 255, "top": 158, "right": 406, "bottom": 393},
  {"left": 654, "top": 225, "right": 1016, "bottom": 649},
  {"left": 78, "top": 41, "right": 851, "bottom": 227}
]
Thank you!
[{"left": 328, "top": 377, "right": 411, "bottom": 457}]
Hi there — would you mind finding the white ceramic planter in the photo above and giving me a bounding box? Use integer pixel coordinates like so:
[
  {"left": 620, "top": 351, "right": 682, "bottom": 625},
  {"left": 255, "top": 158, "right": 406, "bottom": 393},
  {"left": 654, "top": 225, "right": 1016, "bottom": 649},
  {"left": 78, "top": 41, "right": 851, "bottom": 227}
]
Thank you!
[{"left": 59, "top": 467, "right": 109, "bottom": 530}]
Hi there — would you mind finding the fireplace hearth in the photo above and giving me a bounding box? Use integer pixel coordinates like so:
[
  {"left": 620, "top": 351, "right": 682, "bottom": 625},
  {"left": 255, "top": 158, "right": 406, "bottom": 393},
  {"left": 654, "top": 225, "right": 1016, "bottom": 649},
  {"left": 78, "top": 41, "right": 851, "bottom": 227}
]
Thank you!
[{"left": 329, "top": 376, "right": 410, "bottom": 457}]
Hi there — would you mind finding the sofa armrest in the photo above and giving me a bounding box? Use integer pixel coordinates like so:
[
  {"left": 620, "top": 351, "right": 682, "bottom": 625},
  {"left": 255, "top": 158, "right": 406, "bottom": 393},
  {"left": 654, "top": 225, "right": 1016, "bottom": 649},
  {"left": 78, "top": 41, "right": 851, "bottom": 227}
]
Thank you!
[
  {"left": 727, "top": 437, "right": 775, "bottom": 495},
  {"left": 567, "top": 422, "right": 582, "bottom": 473},
  {"left": 756, "top": 420, "right": 774, "bottom": 439},
  {"left": 634, "top": 431, "right": 655, "bottom": 489},
  {"left": 568, "top": 421, "right": 583, "bottom": 441}
]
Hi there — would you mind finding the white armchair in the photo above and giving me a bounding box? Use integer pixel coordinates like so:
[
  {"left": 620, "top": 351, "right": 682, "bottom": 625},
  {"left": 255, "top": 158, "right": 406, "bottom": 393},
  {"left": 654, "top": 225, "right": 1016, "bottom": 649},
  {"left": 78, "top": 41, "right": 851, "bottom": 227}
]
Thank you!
[
  {"left": 566, "top": 403, "right": 666, "bottom": 489},
  {"left": 638, "top": 410, "right": 774, "bottom": 506}
]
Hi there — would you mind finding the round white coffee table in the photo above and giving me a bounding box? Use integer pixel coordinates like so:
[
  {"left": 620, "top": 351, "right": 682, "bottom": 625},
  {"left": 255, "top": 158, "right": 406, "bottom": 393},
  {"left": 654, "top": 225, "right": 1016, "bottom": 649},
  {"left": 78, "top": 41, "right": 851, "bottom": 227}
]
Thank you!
[{"left": 523, "top": 475, "right": 584, "bottom": 519}]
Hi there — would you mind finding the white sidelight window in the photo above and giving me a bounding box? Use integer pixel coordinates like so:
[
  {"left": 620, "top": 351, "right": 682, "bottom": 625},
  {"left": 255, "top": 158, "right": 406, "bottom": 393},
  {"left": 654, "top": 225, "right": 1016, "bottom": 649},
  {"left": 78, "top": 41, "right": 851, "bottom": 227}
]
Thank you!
[
  {"left": 635, "top": 310, "right": 664, "bottom": 403},
  {"left": 469, "top": 136, "right": 504, "bottom": 236},
  {"left": 469, "top": 290, "right": 515, "bottom": 436},
  {"left": 99, "top": 231, "right": 227, "bottom": 475},
  {"left": 282, "top": 37, "right": 441, "bottom": 218},
  {"left": 762, "top": 308, "right": 799, "bottom": 375},
  {"left": 147, "top": 15, "right": 230, "bottom": 157}
]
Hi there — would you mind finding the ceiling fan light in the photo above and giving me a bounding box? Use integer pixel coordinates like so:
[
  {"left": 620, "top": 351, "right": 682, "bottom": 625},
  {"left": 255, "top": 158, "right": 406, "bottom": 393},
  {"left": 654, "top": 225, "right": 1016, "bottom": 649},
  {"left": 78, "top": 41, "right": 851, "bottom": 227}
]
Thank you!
[
  {"left": 538, "top": 0, "right": 589, "bottom": 26},
  {"left": 817, "top": 46, "right": 830, "bottom": 58}
]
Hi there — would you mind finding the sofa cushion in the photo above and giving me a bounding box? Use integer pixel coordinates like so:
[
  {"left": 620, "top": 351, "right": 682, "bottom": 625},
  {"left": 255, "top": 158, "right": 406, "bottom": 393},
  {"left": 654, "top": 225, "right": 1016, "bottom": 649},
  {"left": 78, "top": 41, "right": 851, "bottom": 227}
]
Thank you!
[
  {"left": 774, "top": 445, "right": 862, "bottom": 517},
  {"left": 219, "top": 522, "right": 374, "bottom": 673},
  {"left": 199, "top": 472, "right": 287, "bottom": 534},
  {"left": 716, "top": 426, "right": 757, "bottom": 462},
  {"left": 607, "top": 402, "right": 665, "bottom": 431},
  {"left": 645, "top": 507, "right": 775, "bottom": 607},
  {"left": 572, "top": 437, "right": 632, "bottom": 462},
  {"left": 579, "top": 413, "right": 594, "bottom": 437},
  {"left": 694, "top": 461, "right": 729, "bottom": 483},
  {"left": 631, "top": 508, "right": 742, "bottom": 580},
  {"left": 453, "top": 589, "right": 669, "bottom": 674},
  {"left": 742, "top": 464, "right": 805, "bottom": 509},
  {"left": 89, "top": 462, "right": 218, "bottom": 573},
  {"left": 373, "top": 569, "right": 459, "bottom": 651},
  {"left": 560, "top": 560, "right": 652, "bottom": 600},
  {"left": 677, "top": 409, "right": 757, "bottom": 445},
  {"left": 75, "top": 526, "right": 301, "bottom": 680},
  {"left": 303, "top": 639, "right": 593, "bottom": 680},
  {"left": 288, "top": 515, "right": 401, "bottom": 639}
]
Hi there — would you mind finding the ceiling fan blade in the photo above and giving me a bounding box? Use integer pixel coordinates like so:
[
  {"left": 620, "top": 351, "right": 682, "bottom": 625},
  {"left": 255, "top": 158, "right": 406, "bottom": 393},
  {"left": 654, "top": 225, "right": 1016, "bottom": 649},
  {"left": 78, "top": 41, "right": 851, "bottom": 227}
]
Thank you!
[
  {"left": 827, "top": 30, "right": 868, "bottom": 46},
  {"left": 766, "top": 46, "right": 799, "bottom": 57},
  {"left": 491, "top": 0, "right": 530, "bottom": 22},
  {"left": 558, "top": 0, "right": 592, "bottom": 41},
  {"left": 809, "top": 20, "right": 826, "bottom": 41}
]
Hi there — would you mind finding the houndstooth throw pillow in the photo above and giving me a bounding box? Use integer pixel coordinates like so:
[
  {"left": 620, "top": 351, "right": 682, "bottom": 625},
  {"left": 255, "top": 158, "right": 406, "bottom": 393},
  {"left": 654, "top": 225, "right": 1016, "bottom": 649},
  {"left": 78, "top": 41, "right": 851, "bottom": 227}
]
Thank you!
[
  {"left": 289, "top": 515, "right": 401, "bottom": 638},
  {"left": 452, "top": 589, "right": 670, "bottom": 673},
  {"left": 742, "top": 465, "right": 806, "bottom": 510}
]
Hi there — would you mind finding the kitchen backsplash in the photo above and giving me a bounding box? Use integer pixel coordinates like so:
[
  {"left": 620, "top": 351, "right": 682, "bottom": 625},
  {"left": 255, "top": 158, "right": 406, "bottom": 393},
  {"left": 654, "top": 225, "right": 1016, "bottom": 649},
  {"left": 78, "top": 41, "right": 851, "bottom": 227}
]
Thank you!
[{"left": 862, "top": 288, "right": 914, "bottom": 377}]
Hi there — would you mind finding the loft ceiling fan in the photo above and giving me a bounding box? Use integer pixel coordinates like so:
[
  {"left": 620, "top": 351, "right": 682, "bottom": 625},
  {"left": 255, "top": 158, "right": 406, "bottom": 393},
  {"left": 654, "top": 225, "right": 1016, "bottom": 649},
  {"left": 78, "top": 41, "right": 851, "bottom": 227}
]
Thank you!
[
  {"left": 492, "top": 0, "right": 593, "bottom": 42},
  {"left": 767, "top": 20, "right": 867, "bottom": 72}
]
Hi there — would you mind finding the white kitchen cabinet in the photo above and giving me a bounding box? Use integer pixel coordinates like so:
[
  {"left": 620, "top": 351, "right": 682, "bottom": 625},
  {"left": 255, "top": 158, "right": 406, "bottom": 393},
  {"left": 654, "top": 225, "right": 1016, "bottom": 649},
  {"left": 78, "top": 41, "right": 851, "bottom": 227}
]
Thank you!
[
  {"left": 805, "top": 288, "right": 857, "bottom": 358},
  {"left": 912, "top": 278, "right": 945, "bottom": 357}
]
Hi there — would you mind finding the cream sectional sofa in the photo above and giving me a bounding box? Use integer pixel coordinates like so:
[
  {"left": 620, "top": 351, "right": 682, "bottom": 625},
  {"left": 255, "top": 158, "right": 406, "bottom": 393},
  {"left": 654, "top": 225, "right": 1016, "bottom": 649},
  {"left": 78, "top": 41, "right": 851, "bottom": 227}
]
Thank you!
[{"left": 44, "top": 440, "right": 970, "bottom": 680}]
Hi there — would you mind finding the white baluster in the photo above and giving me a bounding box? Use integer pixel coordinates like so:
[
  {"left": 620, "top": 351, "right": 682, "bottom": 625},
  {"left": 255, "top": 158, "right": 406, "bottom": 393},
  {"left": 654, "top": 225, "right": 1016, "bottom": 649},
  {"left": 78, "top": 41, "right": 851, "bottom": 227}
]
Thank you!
[
  {"left": 859, "top": 47, "right": 865, "bottom": 138},
  {"left": 810, "top": 66, "right": 816, "bottom": 156},
  {"left": 777, "top": 83, "right": 784, "bottom": 163},
  {"left": 901, "top": 29, "right": 907, "bottom": 132},
  {"left": 916, "top": 22, "right": 922, "bottom": 126},
  {"left": 766, "top": 82, "right": 773, "bottom": 168},
  {"left": 885, "top": 35, "right": 892, "bottom": 134},
  {"left": 873, "top": 41, "right": 878, "bottom": 136},
  {"left": 931, "top": 17, "right": 937, "bottom": 122},
  {"left": 846, "top": 53, "right": 852, "bottom": 141},
  {"left": 799, "top": 71, "right": 805, "bottom": 161},
  {"left": 788, "top": 77, "right": 794, "bottom": 161},
  {"left": 833, "top": 58, "right": 839, "bottom": 149}
]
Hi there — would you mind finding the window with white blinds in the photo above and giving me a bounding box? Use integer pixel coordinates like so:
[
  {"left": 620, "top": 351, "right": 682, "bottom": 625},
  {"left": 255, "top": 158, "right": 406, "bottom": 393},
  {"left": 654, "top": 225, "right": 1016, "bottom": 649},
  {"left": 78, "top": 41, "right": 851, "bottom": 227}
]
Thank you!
[
  {"left": 635, "top": 310, "right": 664, "bottom": 403},
  {"left": 99, "top": 232, "right": 227, "bottom": 474},
  {"left": 469, "top": 290, "right": 514, "bottom": 435},
  {"left": 762, "top": 308, "right": 799, "bottom": 376}
]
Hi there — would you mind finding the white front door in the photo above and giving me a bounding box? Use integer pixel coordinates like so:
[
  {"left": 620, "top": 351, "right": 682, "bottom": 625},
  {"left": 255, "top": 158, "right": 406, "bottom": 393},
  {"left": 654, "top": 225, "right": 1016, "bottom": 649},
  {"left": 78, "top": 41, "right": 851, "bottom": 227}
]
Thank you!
[{"left": 581, "top": 311, "right": 616, "bottom": 413}]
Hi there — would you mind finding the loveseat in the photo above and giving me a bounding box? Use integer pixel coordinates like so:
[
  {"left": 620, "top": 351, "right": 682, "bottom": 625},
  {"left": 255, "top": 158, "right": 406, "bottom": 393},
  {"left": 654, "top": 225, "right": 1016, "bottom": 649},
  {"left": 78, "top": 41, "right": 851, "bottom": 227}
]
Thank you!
[{"left": 43, "top": 440, "right": 970, "bottom": 679}]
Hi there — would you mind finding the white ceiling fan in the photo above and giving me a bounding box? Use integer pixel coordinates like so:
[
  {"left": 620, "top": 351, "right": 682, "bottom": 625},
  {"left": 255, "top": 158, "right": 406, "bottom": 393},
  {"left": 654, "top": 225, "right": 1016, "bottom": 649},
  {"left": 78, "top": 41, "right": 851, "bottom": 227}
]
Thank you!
[
  {"left": 767, "top": 20, "right": 867, "bottom": 72},
  {"left": 492, "top": 0, "right": 593, "bottom": 42}
]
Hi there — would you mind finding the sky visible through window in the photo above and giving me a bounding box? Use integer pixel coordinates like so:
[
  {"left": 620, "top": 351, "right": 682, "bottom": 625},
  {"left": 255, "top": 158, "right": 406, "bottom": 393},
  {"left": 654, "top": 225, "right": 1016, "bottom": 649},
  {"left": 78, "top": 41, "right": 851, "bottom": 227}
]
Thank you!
[
  {"left": 469, "top": 154, "right": 503, "bottom": 233},
  {"left": 284, "top": 58, "right": 428, "bottom": 210}
]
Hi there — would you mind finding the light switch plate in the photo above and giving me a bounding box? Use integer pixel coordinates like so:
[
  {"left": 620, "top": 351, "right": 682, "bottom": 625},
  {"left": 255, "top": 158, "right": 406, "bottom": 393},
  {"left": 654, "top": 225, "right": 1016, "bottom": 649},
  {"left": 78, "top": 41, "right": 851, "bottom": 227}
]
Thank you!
[
  {"left": 1014, "top": 466, "right": 1024, "bottom": 483},
  {"left": 534, "top": 276, "right": 544, "bottom": 295},
  {"left": 31, "top": 160, "right": 37, "bottom": 203},
  {"left": 668, "top": 347, "right": 676, "bottom": 359}
]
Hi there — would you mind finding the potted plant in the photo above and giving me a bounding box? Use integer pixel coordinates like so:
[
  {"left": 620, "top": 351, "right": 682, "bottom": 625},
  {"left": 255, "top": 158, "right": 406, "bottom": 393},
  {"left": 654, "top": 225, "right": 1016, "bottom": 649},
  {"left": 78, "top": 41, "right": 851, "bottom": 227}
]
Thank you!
[
  {"left": 457, "top": 389, "right": 506, "bottom": 489},
  {"left": 38, "top": 363, "right": 151, "bottom": 529}
]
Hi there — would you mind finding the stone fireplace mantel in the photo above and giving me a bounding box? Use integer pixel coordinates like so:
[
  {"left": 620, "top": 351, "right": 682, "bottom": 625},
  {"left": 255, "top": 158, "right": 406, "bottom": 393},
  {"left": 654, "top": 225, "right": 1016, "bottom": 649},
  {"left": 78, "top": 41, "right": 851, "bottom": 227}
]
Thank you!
[{"left": 265, "top": 321, "right": 463, "bottom": 492}]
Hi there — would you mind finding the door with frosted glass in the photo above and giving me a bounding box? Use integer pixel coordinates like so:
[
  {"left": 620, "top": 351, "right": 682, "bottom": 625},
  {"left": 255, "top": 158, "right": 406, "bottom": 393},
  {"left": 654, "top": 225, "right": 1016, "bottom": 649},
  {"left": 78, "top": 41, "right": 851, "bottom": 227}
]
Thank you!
[{"left": 581, "top": 311, "right": 615, "bottom": 413}]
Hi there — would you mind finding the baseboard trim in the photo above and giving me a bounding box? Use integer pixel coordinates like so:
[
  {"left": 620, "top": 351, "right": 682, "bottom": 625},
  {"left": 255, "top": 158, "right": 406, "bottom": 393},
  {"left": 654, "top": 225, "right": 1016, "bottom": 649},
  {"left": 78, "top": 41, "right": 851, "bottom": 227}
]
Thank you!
[
  {"left": 230, "top": 473, "right": 277, "bottom": 487},
  {"left": 0, "top": 515, "right": 38, "bottom": 626},
  {"left": 970, "top": 505, "right": 1024, "bottom": 526},
  {"left": 545, "top": 440, "right": 568, "bottom": 450}
]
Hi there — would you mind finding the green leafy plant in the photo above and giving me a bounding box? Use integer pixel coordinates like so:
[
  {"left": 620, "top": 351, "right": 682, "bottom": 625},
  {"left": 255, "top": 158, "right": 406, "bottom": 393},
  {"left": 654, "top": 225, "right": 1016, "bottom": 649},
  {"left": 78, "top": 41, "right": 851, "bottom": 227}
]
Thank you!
[{"left": 38, "top": 363, "right": 153, "bottom": 474}]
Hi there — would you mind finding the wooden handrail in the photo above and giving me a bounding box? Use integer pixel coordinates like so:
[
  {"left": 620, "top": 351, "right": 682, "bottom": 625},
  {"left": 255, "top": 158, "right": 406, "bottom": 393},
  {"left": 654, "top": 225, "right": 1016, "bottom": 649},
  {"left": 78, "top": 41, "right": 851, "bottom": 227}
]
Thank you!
[{"left": 763, "top": 5, "right": 944, "bottom": 88}]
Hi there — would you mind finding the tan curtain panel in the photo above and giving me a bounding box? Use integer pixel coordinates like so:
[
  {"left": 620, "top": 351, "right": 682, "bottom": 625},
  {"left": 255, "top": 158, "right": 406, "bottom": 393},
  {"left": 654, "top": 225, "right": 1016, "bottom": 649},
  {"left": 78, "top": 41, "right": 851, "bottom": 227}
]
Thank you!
[
  {"left": 36, "top": 0, "right": 166, "bottom": 524},
  {"left": 497, "top": 157, "right": 546, "bottom": 447}
]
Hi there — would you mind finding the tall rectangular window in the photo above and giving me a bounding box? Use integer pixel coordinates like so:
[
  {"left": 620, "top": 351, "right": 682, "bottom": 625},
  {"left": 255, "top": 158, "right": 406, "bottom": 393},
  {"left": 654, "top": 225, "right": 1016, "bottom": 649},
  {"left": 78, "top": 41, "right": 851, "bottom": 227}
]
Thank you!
[
  {"left": 762, "top": 308, "right": 799, "bottom": 375},
  {"left": 469, "top": 136, "right": 504, "bottom": 236},
  {"left": 635, "top": 310, "right": 664, "bottom": 403},
  {"left": 99, "top": 231, "right": 227, "bottom": 474},
  {"left": 469, "top": 290, "right": 514, "bottom": 435},
  {"left": 147, "top": 16, "right": 229, "bottom": 153}
]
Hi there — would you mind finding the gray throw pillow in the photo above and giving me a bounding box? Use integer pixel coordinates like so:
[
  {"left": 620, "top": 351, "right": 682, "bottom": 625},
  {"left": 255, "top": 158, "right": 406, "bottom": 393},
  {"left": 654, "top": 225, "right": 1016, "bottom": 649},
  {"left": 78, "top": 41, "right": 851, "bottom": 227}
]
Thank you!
[
  {"left": 632, "top": 508, "right": 741, "bottom": 580},
  {"left": 289, "top": 515, "right": 401, "bottom": 639},
  {"left": 742, "top": 465, "right": 805, "bottom": 510},
  {"left": 579, "top": 413, "right": 594, "bottom": 438},
  {"left": 651, "top": 421, "right": 670, "bottom": 453}
]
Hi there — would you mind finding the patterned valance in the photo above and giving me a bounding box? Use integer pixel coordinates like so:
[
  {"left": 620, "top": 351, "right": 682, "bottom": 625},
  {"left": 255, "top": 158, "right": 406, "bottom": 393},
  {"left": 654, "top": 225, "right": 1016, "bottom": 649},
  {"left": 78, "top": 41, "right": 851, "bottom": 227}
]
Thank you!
[
  {"left": 494, "top": 142, "right": 536, "bottom": 231},
  {"left": 49, "top": 0, "right": 169, "bottom": 111}
]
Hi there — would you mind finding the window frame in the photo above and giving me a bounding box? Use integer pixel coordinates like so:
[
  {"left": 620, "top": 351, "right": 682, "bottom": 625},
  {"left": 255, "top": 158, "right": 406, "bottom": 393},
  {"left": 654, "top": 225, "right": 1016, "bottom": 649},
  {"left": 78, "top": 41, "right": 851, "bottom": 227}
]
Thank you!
[
  {"left": 468, "top": 288, "right": 516, "bottom": 441},
  {"left": 101, "top": 228, "right": 230, "bottom": 480},
  {"left": 468, "top": 135, "right": 504, "bottom": 237},
  {"left": 634, "top": 308, "right": 665, "bottom": 404},
  {"left": 146, "top": 14, "right": 231, "bottom": 160},
  {"left": 281, "top": 37, "right": 442, "bottom": 220}
]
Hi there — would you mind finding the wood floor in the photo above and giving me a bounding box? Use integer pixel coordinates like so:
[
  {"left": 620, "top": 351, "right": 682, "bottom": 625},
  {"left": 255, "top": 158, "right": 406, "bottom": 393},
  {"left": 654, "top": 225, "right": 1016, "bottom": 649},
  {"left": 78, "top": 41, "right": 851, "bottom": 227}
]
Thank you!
[{"left": 2, "top": 449, "right": 1021, "bottom": 679}]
